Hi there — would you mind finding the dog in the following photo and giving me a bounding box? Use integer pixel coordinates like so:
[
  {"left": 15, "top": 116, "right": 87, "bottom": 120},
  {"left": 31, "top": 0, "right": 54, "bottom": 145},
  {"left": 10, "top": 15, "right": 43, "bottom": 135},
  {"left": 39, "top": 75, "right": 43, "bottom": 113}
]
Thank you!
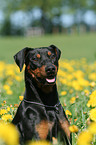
[{"left": 12, "top": 45, "right": 72, "bottom": 145}]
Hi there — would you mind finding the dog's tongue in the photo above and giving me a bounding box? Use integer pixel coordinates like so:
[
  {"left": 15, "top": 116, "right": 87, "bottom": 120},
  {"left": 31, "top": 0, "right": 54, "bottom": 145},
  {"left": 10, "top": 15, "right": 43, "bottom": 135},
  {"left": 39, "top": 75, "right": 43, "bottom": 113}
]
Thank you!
[{"left": 46, "top": 78, "right": 55, "bottom": 83}]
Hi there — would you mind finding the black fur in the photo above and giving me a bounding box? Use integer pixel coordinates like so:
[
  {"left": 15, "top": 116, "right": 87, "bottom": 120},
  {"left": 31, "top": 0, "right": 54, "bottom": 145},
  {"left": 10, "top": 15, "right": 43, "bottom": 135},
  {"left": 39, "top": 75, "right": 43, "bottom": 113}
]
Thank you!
[{"left": 12, "top": 45, "right": 72, "bottom": 145}]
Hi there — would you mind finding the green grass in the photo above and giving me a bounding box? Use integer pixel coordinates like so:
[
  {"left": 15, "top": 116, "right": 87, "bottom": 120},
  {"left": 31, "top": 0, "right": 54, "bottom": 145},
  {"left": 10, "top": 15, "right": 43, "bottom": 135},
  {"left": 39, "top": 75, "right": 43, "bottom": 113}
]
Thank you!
[
  {"left": 0, "top": 33, "right": 96, "bottom": 63},
  {"left": 0, "top": 33, "right": 96, "bottom": 144}
]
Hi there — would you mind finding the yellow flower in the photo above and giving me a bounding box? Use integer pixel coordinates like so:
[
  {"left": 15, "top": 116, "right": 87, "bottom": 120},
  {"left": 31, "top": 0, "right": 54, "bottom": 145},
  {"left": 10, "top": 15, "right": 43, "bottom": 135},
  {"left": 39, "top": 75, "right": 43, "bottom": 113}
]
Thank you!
[
  {"left": 73, "top": 70, "right": 84, "bottom": 79},
  {"left": 71, "top": 80, "right": 82, "bottom": 91},
  {"left": 89, "top": 108, "right": 96, "bottom": 122},
  {"left": 0, "top": 109, "right": 8, "bottom": 115},
  {"left": 77, "top": 130, "right": 93, "bottom": 145},
  {"left": 28, "top": 140, "right": 51, "bottom": 145},
  {"left": 78, "top": 78, "right": 89, "bottom": 87},
  {"left": 1, "top": 114, "right": 12, "bottom": 121},
  {"left": 3, "top": 85, "right": 10, "bottom": 90},
  {"left": 5, "top": 69, "right": 15, "bottom": 77},
  {"left": 19, "top": 96, "right": 24, "bottom": 101},
  {"left": 88, "top": 73, "right": 96, "bottom": 81},
  {"left": 84, "top": 90, "right": 90, "bottom": 96},
  {"left": 90, "top": 90, "right": 96, "bottom": 98},
  {"left": 15, "top": 75, "right": 22, "bottom": 81},
  {"left": 65, "top": 110, "right": 72, "bottom": 116},
  {"left": 87, "top": 90, "right": 96, "bottom": 107},
  {"left": 58, "top": 69, "right": 66, "bottom": 77},
  {"left": 6, "top": 89, "right": 13, "bottom": 95},
  {"left": 88, "top": 122, "right": 96, "bottom": 134},
  {"left": 87, "top": 98, "right": 96, "bottom": 107},
  {"left": 60, "top": 91, "right": 67, "bottom": 96},
  {"left": 3, "top": 100, "right": 6, "bottom": 104},
  {"left": 90, "top": 82, "right": 95, "bottom": 87},
  {"left": 3, "top": 84, "right": 13, "bottom": 95},
  {"left": 59, "top": 78, "right": 67, "bottom": 84},
  {"left": 69, "top": 125, "right": 78, "bottom": 133},
  {"left": 1, "top": 103, "right": 4, "bottom": 106},
  {"left": 70, "top": 97, "right": 76, "bottom": 104},
  {"left": 0, "top": 122, "right": 19, "bottom": 145},
  {"left": 7, "top": 107, "right": 10, "bottom": 112}
]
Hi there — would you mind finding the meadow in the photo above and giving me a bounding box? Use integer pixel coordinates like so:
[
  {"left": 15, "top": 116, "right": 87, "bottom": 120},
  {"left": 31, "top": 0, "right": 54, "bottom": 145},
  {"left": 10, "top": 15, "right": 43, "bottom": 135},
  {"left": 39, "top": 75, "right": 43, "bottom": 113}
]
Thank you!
[
  {"left": 0, "top": 33, "right": 96, "bottom": 145},
  {"left": 0, "top": 33, "right": 96, "bottom": 62}
]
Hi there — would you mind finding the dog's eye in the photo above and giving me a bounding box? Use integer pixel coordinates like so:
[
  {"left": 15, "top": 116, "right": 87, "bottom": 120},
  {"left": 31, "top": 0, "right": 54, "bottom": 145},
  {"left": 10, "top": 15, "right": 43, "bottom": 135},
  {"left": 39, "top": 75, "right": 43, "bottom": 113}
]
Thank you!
[
  {"left": 30, "top": 57, "right": 38, "bottom": 62},
  {"left": 31, "top": 54, "right": 40, "bottom": 62},
  {"left": 51, "top": 54, "right": 55, "bottom": 59},
  {"left": 33, "top": 57, "right": 38, "bottom": 62},
  {"left": 33, "top": 59, "right": 38, "bottom": 62}
]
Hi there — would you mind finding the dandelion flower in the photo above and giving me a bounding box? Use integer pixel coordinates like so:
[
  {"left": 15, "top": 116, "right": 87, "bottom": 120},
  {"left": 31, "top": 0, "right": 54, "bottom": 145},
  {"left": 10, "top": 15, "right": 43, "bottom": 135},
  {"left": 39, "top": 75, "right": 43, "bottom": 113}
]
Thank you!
[
  {"left": 61, "top": 91, "right": 67, "bottom": 96},
  {"left": 88, "top": 122, "right": 96, "bottom": 134},
  {"left": 7, "top": 107, "right": 10, "bottom": 112},
  {"left": 90, "top": 90, "right": 96, "bottom": 98},
  {"left": 69, "top": 125, "right": 78, "bottom": 133},
  {"left": 90, "top": 82, "right": 95, "bottom": 87},
  {"left": 3, "top": 85, "right": 10, "bottom": 90},
  {"left": 1, "top": 114, "right": 12, "bottom": 122},
  {"left": 77, "top": 130, "right": 92, "bottom": 145},
  {"left": 70, "top": 97, "right": 76, "bottom": 104},
  {"left": 89, "top": 108, "right": 96, "bottom": 122},
  {"left": 89, "top": 73, "right": 96, "bottom": 81},
  {"left": 65, "top": 110, "right": 72, "bottom": 116},
  {"left": 3, "top": 100, "right": 6, "bottom": 104},
  {"left": 87, "top": 97, "right": 96, "bottom": 107},
  {"left": 84, "top": 90, "right": 90, "bottom": 96},
  {"left": 0, "top": 109, "right": 8, "bottom": 115},
  {"left": 19, "top": 96, "right": 24, "bottom": 101},
  {"left": 87, "top": 90, "right": 96, "bottom": 107},
  {"left": 28, "top": 140, "right": 51, "bottom": 145},
  {"left": 0, "top": 122, "right": 19, "bottom": 145},
  {"left": 15, "top": 76, "right": 22, "bottom": 81},
  {"left": 6, "top": 89, "right": 13, "bottom": 95}
]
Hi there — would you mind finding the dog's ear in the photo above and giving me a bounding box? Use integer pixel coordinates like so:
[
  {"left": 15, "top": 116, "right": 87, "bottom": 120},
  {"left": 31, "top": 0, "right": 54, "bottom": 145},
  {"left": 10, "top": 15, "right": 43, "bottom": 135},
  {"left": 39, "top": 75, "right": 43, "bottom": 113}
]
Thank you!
[
  {"left": 14, "top": 47, "right": 32, "bottom": 72},
  {"left": 49, "top": 45, "right": 61, "bottom": 60}
]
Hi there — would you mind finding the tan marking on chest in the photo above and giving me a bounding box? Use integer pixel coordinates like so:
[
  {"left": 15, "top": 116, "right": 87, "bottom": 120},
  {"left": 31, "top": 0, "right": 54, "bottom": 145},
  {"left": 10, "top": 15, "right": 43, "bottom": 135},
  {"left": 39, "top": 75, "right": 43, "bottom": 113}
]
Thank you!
[
  {"left": 35, "top": 120, "right": 54, "bottom": 139},
  {"left": 35, "top": 120, "right": 49, "bottom": 139}
]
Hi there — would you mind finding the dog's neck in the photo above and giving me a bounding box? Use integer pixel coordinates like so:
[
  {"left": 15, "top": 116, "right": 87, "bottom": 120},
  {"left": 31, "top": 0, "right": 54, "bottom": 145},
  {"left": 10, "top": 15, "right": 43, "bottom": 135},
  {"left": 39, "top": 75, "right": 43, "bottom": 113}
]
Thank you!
[{"left": 24, "top": 69, "right": 59, "bottom": 106}]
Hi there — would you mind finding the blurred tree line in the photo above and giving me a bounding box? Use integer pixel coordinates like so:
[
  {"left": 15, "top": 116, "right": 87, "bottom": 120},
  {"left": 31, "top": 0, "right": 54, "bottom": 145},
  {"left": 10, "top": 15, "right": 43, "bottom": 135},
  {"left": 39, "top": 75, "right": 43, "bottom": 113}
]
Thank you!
[{"left": 0, "top": 0, "right": 96, "bottom": 36}]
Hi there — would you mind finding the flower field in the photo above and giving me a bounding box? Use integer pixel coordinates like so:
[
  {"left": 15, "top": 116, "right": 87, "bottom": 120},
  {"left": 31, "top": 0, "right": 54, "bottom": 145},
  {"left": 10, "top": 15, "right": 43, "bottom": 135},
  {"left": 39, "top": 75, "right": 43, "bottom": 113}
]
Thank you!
[{"left": 0, "top": 59, "right": 96, "bottom": 145}]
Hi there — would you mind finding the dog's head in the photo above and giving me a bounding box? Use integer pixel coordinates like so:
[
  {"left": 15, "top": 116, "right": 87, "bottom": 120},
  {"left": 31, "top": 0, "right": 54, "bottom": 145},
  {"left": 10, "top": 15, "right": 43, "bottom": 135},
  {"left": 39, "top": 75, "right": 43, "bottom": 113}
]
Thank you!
[{"left": 14, "top": 45, "right": 61, "bottom": 85}]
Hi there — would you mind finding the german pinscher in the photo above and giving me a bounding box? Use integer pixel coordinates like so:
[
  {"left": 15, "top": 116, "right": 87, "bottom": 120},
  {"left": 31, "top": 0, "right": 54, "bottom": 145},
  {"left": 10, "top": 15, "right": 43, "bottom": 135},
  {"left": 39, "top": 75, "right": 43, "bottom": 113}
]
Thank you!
[{"left": 12, "top": 45, "right": 72, "bottom": 145}]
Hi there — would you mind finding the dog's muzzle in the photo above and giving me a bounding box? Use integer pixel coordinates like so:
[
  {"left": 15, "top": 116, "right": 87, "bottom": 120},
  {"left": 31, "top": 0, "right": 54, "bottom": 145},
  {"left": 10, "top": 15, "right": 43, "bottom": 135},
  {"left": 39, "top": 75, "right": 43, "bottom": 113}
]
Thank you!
[{"left": 45, "top": 65, "right": 56, "bottom": 84}]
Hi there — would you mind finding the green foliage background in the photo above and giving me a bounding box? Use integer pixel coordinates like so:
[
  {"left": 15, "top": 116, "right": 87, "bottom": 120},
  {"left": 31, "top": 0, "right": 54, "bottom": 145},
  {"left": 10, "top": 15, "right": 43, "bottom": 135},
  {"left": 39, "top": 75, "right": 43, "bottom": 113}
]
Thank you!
[{"left": 0, "top": 33, "right": 96, "bottom": 63}]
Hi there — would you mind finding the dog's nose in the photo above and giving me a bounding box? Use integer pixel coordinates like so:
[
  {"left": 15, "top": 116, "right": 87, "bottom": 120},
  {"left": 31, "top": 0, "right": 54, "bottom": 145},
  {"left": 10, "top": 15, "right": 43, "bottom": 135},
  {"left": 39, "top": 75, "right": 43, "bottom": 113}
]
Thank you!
[{"left": 45, "top": 65, "right": 56, "bottom": 74}]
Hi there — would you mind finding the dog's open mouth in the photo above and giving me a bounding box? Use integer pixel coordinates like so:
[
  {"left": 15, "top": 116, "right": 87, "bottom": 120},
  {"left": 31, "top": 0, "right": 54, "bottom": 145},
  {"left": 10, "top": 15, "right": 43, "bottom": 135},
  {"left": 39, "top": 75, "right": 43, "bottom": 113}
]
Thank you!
[
  {"left": 36, "top": 76, "right": 56, "bottom": 85},
  {"left": 46, "top": 77, "right": 56, "bottom": 84}
]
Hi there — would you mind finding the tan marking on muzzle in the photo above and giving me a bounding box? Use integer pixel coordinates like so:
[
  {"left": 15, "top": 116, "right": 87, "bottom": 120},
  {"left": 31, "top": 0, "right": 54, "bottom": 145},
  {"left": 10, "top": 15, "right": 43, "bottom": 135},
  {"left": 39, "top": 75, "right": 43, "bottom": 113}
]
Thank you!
[{"left": 27, "top": 65, "right": 46, "bottom": 78}]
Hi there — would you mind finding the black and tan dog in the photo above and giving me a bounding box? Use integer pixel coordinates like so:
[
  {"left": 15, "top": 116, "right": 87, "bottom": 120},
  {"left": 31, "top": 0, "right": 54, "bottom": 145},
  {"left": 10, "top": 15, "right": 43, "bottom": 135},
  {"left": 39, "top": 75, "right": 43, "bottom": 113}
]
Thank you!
[{"left": 12, "top": 45, "right": 72, "bottom": 145}]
